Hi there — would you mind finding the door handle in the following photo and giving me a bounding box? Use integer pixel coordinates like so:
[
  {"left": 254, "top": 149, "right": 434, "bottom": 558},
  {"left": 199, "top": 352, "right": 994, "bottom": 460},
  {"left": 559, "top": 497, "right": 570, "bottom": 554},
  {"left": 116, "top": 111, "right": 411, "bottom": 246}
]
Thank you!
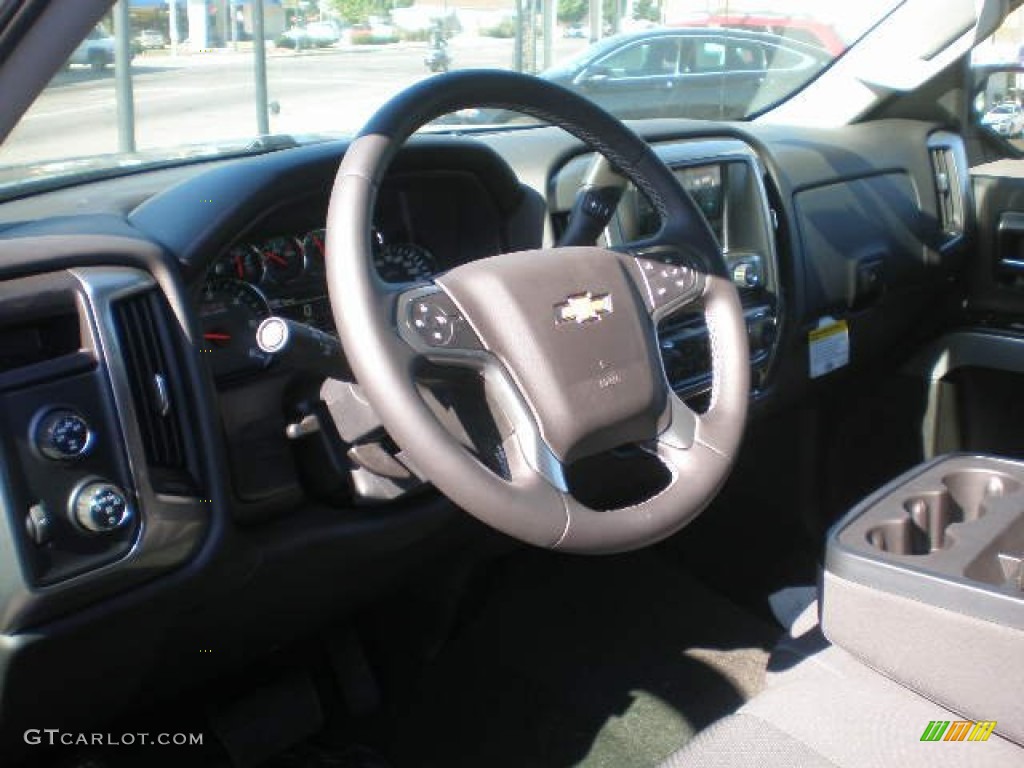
[{"left": 997, "top": 212, "right": 1024, "bottom": 279}]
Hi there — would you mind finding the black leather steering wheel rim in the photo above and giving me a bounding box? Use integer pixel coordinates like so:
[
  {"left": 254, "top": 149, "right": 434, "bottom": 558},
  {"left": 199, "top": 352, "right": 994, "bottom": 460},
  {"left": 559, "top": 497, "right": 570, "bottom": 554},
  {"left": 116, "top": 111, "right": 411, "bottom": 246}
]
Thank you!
[{"left": 326, "top": 70, "right": 749, "bottom": 553}]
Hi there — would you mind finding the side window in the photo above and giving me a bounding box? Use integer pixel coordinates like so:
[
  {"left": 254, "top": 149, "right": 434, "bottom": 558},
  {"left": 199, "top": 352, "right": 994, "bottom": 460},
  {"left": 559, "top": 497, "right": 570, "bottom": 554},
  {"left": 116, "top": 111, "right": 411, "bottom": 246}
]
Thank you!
[
  {"left": 693, "top": 42, "right": 726, "bottom": 72},
  {"left": 598, "top": 40, "right": 680, "bottom": 78},
  {"left": 598, "top": 43, "right": 648, "bottom": 77},
  {"left": 726, "top": 43, "right": 765, "bottom": 71},
  {"left": 764, "top": 46, "right": 805, "bottom": 70}
]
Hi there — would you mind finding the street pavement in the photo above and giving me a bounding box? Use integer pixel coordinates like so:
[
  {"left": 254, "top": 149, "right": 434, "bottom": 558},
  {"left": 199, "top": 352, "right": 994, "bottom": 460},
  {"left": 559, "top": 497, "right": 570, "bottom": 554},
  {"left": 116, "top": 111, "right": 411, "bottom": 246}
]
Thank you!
[{"left": 0, "top": 37, "right": 589, "bottom": 169}]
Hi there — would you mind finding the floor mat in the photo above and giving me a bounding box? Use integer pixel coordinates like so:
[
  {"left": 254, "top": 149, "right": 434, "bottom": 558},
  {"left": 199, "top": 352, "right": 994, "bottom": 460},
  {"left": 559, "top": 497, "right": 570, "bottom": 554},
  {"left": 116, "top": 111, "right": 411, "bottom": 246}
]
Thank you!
[{"left": 384, "top": 550, "right": 779, "bottom": 768}]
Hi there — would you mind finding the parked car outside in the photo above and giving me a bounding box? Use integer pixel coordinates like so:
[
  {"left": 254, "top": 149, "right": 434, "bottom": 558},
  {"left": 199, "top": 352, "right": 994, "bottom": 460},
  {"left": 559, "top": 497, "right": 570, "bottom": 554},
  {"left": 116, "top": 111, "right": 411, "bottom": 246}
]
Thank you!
[
  {"left": 306, "top": 21, "right": 341, "bottom": 46},
  {"left": 277, "top": 26, "right": 312, "bottom": 49},
  {"left": 135, "top": 28, "right": 167, "bottom": 50},
  {"left": 350, "top": 22, "right": 399, "bottom": 45},
  {"left": 66, "top": 26, "right": 115, "bottom": 71},
  {"left": 444, "top": 28, "right": 830, "bottom": 124},
  {"left": 982, "top": 101, "right": 1024, "bottom": 137}
]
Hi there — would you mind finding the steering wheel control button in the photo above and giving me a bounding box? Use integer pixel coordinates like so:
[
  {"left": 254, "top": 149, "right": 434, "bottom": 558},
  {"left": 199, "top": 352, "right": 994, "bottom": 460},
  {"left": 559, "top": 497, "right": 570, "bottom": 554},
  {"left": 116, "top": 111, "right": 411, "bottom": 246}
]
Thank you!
[
  {"left": 71, "top": 481, "right": 134, "bottom": 534},
  {"left": 34, "top": 408, "right": 93, "bottom": 461},
  {"left": 26, "top": 503, "right": 54, "bottom": 546},
  {"left": 407, "top": 292, "right": 481, "bottom": 350},
  {"left": 636, "top": 257, "right": 702, "bottom": 312}
]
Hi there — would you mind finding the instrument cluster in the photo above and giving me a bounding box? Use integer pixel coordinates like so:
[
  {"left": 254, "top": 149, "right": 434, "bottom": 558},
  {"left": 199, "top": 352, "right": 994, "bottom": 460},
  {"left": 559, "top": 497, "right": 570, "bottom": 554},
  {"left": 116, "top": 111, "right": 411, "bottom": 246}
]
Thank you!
[{"left": 197, "top": 227, "right": 439, "bottom": 381}]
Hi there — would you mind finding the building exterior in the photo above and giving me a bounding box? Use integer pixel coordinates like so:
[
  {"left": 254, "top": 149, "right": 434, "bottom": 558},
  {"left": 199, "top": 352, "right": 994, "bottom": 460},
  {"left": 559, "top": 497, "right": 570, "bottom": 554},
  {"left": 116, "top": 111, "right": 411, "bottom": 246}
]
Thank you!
[{"left": 129, "top": 1, "right": 290, "bottom": 49}]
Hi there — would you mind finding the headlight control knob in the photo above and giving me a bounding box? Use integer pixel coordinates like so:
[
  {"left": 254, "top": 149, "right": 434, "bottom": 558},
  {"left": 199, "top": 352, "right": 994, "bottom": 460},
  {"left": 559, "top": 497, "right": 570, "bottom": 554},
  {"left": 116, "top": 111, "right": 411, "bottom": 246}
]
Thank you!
[
  {"left": 731, "top": 257, "right": 762, "bottom": 289},
  {"left": 71, "top": 481, "right": 133, "bottom": 533},
  {"left": 34, "top": 409, "right": 92, "bottom": 461}
]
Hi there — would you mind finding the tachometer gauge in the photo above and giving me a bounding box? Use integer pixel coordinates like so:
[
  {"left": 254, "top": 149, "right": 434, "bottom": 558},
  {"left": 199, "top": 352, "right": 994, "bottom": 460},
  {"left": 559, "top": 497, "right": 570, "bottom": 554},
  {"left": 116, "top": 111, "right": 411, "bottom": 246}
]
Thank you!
[
  {"left": 302, "top": 228, "right": 327, "bottom": 270},
  {"left": 374, "top": 242, "right": 437, "bottom": 283},
  {"left": 261, "top": 235, "right": 305, "bottom": 283},
  {"left": 197, "top": 278, "right": 273, "bottom": 379},
  {"left": 215, "top": 244, "right": 265, "bottom": 283}
]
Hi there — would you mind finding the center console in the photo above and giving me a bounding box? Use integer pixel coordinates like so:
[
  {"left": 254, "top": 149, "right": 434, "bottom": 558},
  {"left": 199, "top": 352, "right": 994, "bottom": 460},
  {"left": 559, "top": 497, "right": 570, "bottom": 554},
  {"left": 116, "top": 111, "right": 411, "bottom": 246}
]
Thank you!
[{"left": 823, "top": 454, "right": 1024, "bottom": 744}]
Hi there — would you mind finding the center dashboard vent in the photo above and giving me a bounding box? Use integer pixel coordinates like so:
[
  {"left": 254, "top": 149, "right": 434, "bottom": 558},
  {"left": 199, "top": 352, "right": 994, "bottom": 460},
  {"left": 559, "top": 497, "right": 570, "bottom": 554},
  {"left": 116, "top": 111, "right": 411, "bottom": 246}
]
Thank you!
[
  {"left": 112, "top": 291, "right": 197, "bottom": 495},
  {"left": 929, "top": 143, "right": 964, "bottom": 242}
]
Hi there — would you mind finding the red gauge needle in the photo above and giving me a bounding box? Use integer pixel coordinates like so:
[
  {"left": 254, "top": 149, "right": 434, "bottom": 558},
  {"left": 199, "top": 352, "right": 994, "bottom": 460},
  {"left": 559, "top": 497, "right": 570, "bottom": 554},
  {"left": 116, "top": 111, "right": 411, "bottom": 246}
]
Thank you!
[
  {"left": 204, "top": 332, "right": 232, "bottom": 343},
  {"left": 234, "top": 255, "right": 244, "bottom": 278},
  {"left": 265, "top": 251, "right": 288, "bottom": 267}
]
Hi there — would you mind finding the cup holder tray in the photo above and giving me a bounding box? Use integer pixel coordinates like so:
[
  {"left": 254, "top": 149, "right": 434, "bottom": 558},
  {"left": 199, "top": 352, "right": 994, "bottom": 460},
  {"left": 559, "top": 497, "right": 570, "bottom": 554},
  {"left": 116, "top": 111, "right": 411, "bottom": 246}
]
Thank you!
[
  {"left": 823, "top": 455, "right": 1024, "bottom": 741},
  {"left": 828, "top": 455, "right": 1024, "bottom": 627}
]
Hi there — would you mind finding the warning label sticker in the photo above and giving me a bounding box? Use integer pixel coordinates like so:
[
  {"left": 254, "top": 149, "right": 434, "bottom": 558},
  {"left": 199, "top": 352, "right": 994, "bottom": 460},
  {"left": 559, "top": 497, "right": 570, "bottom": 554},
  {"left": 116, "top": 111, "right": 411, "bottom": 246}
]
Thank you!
[{"left": 809, "top": 317, "right": 849, "bottom": 379}]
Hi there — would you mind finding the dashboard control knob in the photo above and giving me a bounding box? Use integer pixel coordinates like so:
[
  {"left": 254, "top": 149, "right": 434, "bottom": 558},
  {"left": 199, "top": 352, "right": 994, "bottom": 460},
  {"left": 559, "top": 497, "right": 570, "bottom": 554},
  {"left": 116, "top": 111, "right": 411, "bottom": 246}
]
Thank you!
[
  {"left": 732, "top": 259, "right": 762, "bottom": 289},
  {"left": 71, "top": 481, "right": 133, "bottom": 534},
  {"left": 34, "top": 409, "right": 92, "bottom": 461}
]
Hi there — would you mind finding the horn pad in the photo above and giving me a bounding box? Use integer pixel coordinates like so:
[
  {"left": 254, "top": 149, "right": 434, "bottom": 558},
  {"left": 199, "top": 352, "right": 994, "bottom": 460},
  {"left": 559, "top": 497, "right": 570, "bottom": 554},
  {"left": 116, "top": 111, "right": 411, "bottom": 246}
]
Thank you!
[{"left": 437, "top": 247, "right": 665, "bottom": 462}]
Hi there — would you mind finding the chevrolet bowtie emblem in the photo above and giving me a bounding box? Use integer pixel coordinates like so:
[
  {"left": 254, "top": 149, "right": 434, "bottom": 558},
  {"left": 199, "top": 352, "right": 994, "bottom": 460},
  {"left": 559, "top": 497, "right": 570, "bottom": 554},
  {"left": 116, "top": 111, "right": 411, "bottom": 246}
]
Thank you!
[{"left": 555, "top": 291, "right": 614, "bottom": 325}]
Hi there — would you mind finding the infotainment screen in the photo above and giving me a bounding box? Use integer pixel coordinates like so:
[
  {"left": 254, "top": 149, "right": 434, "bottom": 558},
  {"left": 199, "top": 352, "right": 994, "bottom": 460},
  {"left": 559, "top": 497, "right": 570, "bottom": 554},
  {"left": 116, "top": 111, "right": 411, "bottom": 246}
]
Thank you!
[{"left": 627, "top": 162, "right": 725, "bottom": 242}]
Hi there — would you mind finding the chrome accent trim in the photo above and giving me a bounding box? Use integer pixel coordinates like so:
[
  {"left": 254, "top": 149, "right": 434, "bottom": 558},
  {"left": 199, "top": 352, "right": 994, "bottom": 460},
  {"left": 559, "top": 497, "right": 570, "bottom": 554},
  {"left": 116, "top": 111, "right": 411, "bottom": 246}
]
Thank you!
[
  {"left": 998, "top": 257, "right": 1024, "bottom": 273},
  {"left": 927, "top": 131, "right": 971, "bottom": 251},
  {"left": 152, "top": 372, "right": 171, "bottom": 417}
]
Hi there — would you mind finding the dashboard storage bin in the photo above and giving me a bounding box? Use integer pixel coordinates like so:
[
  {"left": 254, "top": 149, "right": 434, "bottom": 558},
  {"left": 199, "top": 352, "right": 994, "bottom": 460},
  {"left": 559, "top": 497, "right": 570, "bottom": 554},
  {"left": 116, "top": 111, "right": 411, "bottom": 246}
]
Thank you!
[{"left": 823, "top": 455, "right": 1024, "bottom": 745}]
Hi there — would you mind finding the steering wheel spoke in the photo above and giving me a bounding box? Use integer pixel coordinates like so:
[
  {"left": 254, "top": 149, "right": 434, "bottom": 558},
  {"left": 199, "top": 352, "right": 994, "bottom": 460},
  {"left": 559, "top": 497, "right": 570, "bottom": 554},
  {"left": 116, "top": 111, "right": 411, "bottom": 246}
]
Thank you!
[
  {"left": 393, "top": 282, "right": 569, "bottom": 492},
  {"left": 654, "top": 390, "right": 699, "bottom": 453}
]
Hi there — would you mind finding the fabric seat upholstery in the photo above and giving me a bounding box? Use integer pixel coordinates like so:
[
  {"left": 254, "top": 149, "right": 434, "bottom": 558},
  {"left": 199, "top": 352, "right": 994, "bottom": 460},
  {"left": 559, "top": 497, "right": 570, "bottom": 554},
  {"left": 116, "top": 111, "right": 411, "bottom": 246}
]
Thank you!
[{"left": 659, "top": 639, "right": 1022, "bottom": 768}]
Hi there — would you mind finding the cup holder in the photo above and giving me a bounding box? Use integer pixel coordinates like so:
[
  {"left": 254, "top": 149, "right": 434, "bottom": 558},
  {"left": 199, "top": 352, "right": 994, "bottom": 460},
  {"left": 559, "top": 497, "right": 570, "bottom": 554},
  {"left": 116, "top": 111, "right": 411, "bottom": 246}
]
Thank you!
[
  {"left": 941, "top": 469, "right": 1020, "bottom": 520},
  {"left": 865, "top": 470, "right": 1021, "bottom": 556}
]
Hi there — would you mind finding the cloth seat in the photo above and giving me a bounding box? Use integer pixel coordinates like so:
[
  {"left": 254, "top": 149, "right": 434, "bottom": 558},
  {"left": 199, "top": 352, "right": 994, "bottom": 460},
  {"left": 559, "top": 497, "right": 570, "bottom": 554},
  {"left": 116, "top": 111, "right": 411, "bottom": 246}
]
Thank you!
[{"left": 658, "top": 639, "right": 1022, "bottom": 768}]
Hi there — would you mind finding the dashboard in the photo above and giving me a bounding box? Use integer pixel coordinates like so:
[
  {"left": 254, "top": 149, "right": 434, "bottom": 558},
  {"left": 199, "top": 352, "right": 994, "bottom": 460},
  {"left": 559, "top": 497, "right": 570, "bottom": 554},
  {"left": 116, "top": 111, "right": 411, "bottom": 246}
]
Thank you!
[{"left": 0, "top": 117, "right": 971, "bottom": 757}]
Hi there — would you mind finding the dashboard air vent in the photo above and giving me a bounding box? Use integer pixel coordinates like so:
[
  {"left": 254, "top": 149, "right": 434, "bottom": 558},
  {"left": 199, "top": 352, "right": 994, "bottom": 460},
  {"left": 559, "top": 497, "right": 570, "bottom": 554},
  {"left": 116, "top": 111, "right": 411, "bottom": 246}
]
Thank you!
[
  {"left": 112, "top": 291, "right": 195, "bottom": 494},
  {"left": 930, "top": 145, "right": 963, "bottom": 240}
]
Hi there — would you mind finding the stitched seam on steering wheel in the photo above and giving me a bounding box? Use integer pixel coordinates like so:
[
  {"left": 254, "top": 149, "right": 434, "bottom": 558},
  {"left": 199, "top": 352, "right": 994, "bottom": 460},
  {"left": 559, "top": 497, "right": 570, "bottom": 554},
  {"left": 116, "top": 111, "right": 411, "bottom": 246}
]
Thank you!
[{"left": 704, "top": 284, "right": 723, "bottom": 415}]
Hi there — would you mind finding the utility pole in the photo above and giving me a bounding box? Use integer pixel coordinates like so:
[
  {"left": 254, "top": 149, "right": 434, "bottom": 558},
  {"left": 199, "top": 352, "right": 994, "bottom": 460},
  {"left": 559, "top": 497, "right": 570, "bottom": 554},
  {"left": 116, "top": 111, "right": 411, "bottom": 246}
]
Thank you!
[
  {"left": 589, "top": 0, "right": 602, "bottom": 43},
  {"left": 113, "top": 0, "right": 136, "bottom": 153},
  {"left": 514, "top": 0, "right": 524, "bottom": 72},
  {"left": 253, "top": 0, "right": 270, "bottom": 134},
  {"left": 542, "top": 0, "right": 555, "bottom": 69},
  {"left": 168, "top": 0, "right": 179, "bottom": 56}
]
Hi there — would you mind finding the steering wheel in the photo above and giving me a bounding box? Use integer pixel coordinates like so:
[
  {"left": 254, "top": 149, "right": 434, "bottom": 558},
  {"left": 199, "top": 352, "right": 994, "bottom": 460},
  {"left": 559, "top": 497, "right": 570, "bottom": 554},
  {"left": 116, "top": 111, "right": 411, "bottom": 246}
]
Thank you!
[{"left": 326, "top": 70, "right": 748, "bottom": 554}]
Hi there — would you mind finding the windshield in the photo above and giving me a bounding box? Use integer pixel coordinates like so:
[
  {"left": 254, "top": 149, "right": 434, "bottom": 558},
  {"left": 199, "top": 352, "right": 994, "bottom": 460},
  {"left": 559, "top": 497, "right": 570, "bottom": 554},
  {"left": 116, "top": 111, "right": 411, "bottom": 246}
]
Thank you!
[{"left": 0, "top": 0, "right": 904, "bottom": 194}]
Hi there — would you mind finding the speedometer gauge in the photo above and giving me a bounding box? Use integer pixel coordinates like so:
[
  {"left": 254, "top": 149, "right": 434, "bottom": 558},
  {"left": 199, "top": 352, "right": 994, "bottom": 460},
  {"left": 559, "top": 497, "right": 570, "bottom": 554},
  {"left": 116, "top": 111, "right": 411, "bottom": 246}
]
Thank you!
[
  {"left": 215, "top": 245, "right": 265, "bottom": 283},
  {"left": 261, "top": 236, "right": 305, "bottom": 284},
  {"left": 374, "top": 242, "right": 437, "bottom": 283},
  {"left": 197, "top": 278, "right": 273, "bottom": 379}
]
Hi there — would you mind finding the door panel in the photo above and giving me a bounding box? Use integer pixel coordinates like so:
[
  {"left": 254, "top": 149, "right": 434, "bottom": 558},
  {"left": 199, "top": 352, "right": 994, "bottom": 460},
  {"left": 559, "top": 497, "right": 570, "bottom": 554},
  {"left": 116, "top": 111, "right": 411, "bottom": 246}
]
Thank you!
[{"left": 970, "top": 163, "right": 1024, "bottom": 317}]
